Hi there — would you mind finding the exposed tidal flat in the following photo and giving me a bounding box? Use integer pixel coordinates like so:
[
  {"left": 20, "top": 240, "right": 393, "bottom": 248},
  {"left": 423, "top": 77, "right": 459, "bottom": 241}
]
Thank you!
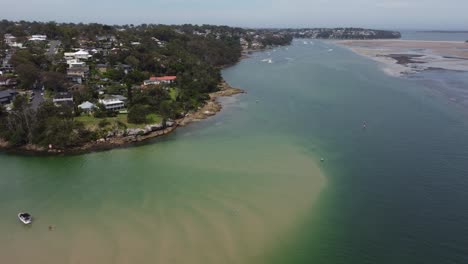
[{"left": 3, "top": 38, "right": 468, "bottom": 263}]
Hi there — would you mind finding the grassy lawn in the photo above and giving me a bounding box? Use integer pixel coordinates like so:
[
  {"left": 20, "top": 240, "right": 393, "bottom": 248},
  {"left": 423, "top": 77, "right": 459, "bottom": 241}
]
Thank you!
[{"left": 76, "top": 113, "right": 162, "bottom": 130}]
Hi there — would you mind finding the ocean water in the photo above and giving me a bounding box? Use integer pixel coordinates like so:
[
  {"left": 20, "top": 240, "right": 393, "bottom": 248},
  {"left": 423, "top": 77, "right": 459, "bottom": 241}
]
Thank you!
[{"left": 2, "top": 38, "right": 468, "bottom": 263}]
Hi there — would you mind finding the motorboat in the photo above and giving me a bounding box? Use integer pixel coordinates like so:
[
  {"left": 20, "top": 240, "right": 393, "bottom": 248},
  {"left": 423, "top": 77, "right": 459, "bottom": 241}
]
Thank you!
[{"left": 18, "top": 212, "right": 32, "bottom": 225}]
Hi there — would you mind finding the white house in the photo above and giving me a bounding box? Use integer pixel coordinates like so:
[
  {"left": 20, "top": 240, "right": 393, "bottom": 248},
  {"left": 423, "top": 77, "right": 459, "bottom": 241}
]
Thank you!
[
  {"left": 29, "top": 35, "right": 47, "bottom": 41},
  {"left": 64, "top": 50, "right": 92, "bottom": 61},
  {"left": 67, "top": 59, "right": 86, "bottom": 68},
  {"left": 99, "top": 98, "right": 125, "bottom": 111},
  {"left": 143, "top": 76, "right": 177, "bottom": 86},
  {"left": 74, "top": 50, "right": 91, "bottom": 60},
  {"left": 78, "top": 101, "right": 96, "bottom": 112}
]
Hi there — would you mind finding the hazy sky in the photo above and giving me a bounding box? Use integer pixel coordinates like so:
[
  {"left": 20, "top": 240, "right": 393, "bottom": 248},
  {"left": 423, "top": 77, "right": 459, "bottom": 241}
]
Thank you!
[{"left": 0, "top": 0, "right": 466, "bottom": 30}]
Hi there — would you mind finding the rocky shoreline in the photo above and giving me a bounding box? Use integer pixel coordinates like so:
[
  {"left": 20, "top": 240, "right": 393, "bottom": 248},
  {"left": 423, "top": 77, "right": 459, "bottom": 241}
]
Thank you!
[{"left": 0, "top": 81, "right": 245, "bottom": 156}]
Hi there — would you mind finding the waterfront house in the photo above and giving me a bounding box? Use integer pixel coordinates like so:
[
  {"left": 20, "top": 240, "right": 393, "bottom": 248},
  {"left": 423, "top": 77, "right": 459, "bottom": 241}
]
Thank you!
[
  {"left": 143, "top": 76, "right": 177, "bottom": 86},
  {"left": 0, "top": 89, "right": 17, "bottom": 104},
  {"left": 99, "top": 97, "right": 125, "bottom": 111},
  {"left": 107, "top": 94, "right": 127, "bottom": 103}
]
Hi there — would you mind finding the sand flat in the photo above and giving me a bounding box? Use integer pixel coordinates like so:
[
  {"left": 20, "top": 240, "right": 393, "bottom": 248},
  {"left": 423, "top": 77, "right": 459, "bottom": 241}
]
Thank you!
[{"left": 335, "top": 39, "right": 468, "bottom": 76}]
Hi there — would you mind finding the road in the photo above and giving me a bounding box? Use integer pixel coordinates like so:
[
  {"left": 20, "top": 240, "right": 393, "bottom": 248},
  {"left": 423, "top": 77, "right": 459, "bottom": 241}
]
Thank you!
[
  {"left": 30, "top": 88, "right": 45, "bottom": 110},
  {"left": 47, "top": 40, "right": 61, "bottom": 57}
]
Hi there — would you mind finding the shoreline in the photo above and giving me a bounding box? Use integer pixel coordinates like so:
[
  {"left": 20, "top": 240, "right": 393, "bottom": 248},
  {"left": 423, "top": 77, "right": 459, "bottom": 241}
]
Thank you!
[
  {"left": 0, "top": 81, "right": 245, "bottom": 156},
  {"left": 0, "top": 44, "right": 287, "bottom": 157},
  {"left": 334, "top": 39, "right": 468, "bottom": 77}
]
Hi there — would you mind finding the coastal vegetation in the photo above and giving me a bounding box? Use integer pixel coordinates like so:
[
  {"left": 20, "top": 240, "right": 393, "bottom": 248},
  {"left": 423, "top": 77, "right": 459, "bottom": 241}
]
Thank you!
[
  {"left": 0, "top": 20, "right": 400, "bottom": 152},
  {"left": 0, "top": 20, "right": 293, "bottom": 151}
]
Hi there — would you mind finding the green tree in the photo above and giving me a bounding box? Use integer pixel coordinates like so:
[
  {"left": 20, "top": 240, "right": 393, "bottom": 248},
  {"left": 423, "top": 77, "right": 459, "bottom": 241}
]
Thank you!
[
  {"left": 16, "top": 63, "right": 40, "bottom": 89},
  {"left": 127, "top": 104, "right": 149, "bottom": 124},
  {"left": 42, "top": 71, "right": 67, "bottom": 92}
]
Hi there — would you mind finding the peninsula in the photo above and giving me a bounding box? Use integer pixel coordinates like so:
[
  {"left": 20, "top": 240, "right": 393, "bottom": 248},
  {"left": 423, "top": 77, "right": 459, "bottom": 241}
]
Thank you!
[{"left": 0, "top": 20, "right": 400, "bottom": 154}]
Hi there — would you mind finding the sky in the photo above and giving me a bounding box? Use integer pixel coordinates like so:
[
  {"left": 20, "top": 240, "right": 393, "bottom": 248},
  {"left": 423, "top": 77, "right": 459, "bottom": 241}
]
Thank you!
[{"left": 0, "top": 0, "right": 467, "bottom": 30}]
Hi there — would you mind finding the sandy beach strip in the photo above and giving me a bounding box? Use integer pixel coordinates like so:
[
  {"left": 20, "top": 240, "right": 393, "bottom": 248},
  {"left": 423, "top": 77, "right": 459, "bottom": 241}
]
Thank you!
[{"left": 335, "top": 39, "right": 468, "bottom": 76}]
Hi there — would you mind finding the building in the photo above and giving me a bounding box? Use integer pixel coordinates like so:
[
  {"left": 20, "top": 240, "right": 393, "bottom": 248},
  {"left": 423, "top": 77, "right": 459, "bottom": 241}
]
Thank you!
[
  {"left": 99, "top": 98, "right": 125, "bottom": 111},
  {"left": 96, "top": 64, "right": 109, "bottom": 73},
  {"left": 64, "top": 50, "right": 92, "bottom": 61},
  {"left": 78, "top": 101, "right": 96, "bottom": 112},
  {"left": 74, "top": 50, "right": 92, "bottom": 60},
  {"left": 4, "top": 34, "right": 16, "bottom": 45},
  {"left": 67, "top": 66, "right": 90, "bottom": 84},
  {"left": 143, "top": 76, "right": 177, "bottom": 86},
  {"left": 29, "top": 35, "right": 47, "bottom": 41},
  {"left": 0, "top": 77, "right": 17, "bottom": 87},
  {"left": 66, "top": 59, "right": 86, "bottom": 68},
  {"left": 4, "top": 34, "right": 23, "bottom": 48},
  {"left": 67, "top": 84, "right": 86, "bottom": 93},
  {"left": 0, "top": 89, "right": 17, "bottom": 104},
  {"left": 52, "top": 92, "right": 73, "bottom": 105}
]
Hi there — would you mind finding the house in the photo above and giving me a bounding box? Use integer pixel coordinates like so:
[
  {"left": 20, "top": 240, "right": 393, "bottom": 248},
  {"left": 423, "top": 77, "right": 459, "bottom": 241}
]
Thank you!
[
  {"left": 29, "top": 35, "right": 47, "bottom": 41},
  {"left": 0, "top": 77, "right": 17, "bottom": 87},
  {"left": 64, "top": 50, "right": 91, "bottom": 61},
  {"left": 67, "top": 84, "right": 86, "bottom": 93},
  {"left": 143, "top": 76, "right": 177, "bottom": 86},
  {"left": 74, "top": 50, "right": 92, "bottom": 60},
  {"left": 67, "top": 66, "right": 90, "bottom": 84},
  {"left": 99, "top": 97, "right": 125, "bottom": 111},
  {"left": 53, "top": 92, "right": 73, "bottom": 104},
  {"left": 107, "top": 94, "right": 127, "bottom": 102},
  {"left": 96, "top": 64, "right": 109, "bottom": 73},
  {"left": 67, "top": 59, "right": 86, "bottom": 68},
  {"left": 4, "top": 34, "right": 23, "bottom": 48},
  {"left": 0, "top": 89, "right": 17, "bottom": 104},
  {"left": 4, "top": 34, "right": 16, "bottom": 45},
  {"left": 78, "top": 101, "right": 96, "bottom": 112}
]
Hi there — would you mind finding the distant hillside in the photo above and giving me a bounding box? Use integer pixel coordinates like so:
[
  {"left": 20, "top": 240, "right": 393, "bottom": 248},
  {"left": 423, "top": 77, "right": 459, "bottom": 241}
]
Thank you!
[{"left": 263, "top": 28, "right": 401, "bottom": 39}]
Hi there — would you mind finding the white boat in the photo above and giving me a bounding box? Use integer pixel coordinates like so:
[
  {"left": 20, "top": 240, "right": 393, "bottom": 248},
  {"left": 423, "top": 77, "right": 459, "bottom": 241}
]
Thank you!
[
  {"left": 18, "top": 212, "right": 32, "bottom": 225},
  {"left": 267, "top": 59, "right": 273, "bottom": 64}
]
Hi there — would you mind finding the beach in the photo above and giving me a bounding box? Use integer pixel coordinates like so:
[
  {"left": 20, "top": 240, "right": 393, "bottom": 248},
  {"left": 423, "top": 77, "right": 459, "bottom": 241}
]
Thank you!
[{"left": 335, "top": 39, "right": 468, "bottom": 76}]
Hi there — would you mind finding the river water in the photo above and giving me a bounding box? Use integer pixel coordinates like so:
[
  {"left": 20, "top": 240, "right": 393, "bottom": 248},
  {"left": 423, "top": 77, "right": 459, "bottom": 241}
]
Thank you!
[{"left": 2, "top": 39, "right": 468, "bottom": 263}]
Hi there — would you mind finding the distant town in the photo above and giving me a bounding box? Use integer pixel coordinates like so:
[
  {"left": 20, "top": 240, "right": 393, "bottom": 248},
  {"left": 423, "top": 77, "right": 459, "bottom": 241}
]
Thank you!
[{"left": 0, "top": 20, "right": 400, "bottom": 153}]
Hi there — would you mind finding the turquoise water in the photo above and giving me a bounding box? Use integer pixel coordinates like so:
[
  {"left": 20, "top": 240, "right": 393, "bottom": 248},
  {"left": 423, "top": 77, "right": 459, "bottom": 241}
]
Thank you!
[{"left": 2, "top": 39, "right": 468, "bottom": 263}]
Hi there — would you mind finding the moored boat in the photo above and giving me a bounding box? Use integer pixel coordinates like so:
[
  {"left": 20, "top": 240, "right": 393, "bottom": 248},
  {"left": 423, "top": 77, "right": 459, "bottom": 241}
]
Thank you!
[{"left": 18, "top": 212, "right": 32, "bottom": 225}]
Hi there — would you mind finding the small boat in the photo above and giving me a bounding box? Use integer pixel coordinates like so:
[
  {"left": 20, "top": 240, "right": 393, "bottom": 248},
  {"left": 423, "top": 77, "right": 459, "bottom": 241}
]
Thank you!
[
  {"left": 18, "top": 212, "right": 32, "bottom": 225},
  {"left": 320, "top": 158, "right": 325, "bottom": 162}
]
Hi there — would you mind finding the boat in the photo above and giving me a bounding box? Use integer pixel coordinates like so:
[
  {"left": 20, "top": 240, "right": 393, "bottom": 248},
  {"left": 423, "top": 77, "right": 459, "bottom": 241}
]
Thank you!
[{"left": 18, "top": 212, "right": 32, "bottom": 225}]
